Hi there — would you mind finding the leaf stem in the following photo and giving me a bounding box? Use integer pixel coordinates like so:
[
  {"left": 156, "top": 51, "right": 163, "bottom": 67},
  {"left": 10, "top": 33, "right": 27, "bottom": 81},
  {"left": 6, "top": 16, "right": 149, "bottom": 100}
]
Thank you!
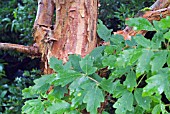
[
  {"left": 136, "top": 74, "right": 146, "bottom": 88},
  {"left": 165, "top": 104, "right": 170, "bottom": 106},
  {"left": 87, "top": 76, "right": 100, "bottom": 85}
]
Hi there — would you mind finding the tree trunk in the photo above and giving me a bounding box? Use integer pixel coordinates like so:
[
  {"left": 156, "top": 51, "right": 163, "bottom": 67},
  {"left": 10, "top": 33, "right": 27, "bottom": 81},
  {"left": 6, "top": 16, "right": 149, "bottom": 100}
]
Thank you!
[{"left": 33, "top": 0, "right": 98, "bottom": 74}]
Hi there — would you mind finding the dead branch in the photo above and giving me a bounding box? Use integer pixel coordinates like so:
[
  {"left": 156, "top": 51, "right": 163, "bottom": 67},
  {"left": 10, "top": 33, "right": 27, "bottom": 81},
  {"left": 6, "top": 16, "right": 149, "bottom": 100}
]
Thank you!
[{"left": 0, "top": 43, "right": 40, "bottom": 57}]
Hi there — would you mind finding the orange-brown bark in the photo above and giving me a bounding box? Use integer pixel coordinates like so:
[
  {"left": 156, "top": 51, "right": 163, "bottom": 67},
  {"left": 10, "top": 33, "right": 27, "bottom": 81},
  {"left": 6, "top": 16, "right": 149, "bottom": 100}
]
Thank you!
[
  {"left": 33, "top": 0, "right": 98, "bottom": 74},
  {"left": 0, "top": 43, "right": 40, "bottom": 56}
]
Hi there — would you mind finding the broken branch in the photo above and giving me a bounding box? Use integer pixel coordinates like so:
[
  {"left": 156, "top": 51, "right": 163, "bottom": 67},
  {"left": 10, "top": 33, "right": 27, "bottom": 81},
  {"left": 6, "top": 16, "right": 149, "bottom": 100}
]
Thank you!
[{"left": 0, "top": 43, "right": 40, "bottom": 56}]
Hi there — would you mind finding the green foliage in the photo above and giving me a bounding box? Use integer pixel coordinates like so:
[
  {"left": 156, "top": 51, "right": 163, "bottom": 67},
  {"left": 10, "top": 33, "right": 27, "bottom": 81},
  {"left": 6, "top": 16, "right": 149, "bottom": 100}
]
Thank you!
[
  {"left": 22, "top": 16, "right": 170, "bottom": 113},
  {"left": 0, "top": 69, "right": 41, "bottom": 114},
  {"left": 98, "top": 0, "right": 154, "bottom": 30},
  {"left": 0, "top": 0, "right": 37, "bottom": 45},
  {"left": 126, "top": 17, "right": 155, "bottom": 31},
  {"left": 0, "top": 1, "right": 39, "bottom": 113}
]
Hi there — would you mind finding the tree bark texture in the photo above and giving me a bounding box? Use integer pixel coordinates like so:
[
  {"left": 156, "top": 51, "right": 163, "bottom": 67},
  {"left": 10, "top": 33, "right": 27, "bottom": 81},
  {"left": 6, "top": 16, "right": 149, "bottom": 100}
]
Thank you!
[{"left": 33, "top": 0, "right": 98, "bottom": 74}]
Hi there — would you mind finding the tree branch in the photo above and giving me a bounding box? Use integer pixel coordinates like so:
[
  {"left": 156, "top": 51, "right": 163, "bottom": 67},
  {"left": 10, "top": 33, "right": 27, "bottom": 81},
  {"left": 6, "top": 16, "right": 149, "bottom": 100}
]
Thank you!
[
  {"left": 0, "top": 43, "right": 41, "bottom": 57},
  {"left": 150, "top": 0, "right": 170, "bottom": 10}
]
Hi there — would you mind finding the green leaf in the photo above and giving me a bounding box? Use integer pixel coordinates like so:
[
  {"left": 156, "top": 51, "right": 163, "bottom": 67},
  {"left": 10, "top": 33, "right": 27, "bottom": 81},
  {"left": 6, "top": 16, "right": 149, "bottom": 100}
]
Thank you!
[
  {"left": 104, "top": 46, "right": 115, "bottom": 55},
  {"left": 115, "top": 49, "right": 134, "bottom": 68},
  {"left": 163, "top": 30, "right": 170, "bottom": 41},
  {"left": 32, "top": 74, "right": 55, "bottom": 93},
  {"left": 48, "top": 86, "right": 68, "bottom": 101},
  {"left": 110, "top": 34, "right": 124, "bottom": 45},
  {"left": 112, "top": 81, "right": 127, "bottom": 98},
  {"left": 152, "top": 104, "right": 161, "bottom": 114},
  {"left": 97, "top": 20, "right": 112, "bottom": 41},
  {"left": 65, "top": 110, "right": 81, "bottom": 114},
  {"left": 69, "top": 76, "right": 88, "bottom": 92},
  {"left": 136, "top": 49, "right": 153, "bottom": 77},
  {"left": 150, "top": 51, "right": 167, "bottom": 72},
  {"left": 126, "top": 17, "right": 155, "bottom": 31},
  {"left": 69, "top": 54, "right": 82, "bottom": 72},
  {"left": 79, "top": 55, "right": 97, "bottom": 75},
  {"left": 89, "top": 46, "right": 105, "bottom": 59},
  {"left": 22, "top": 99, "right": 44, "bottom": 114},
  {"left": 71, "top": 90, "right": 86, "bottom": 108},
  {"left": 143, "top": 73, "right": 170, "bottom": 96},
  {"left": 80, "top": 81, "right": 96, "bottom": 90},
  {"left": 100, "top": 78, "right": 115, "bottom": 93},
  {"left": 0, "top": 90, "right": 7, "bottom": 98},
  {"left": 102, "top": 55, "right": 116, "bottom": 69},
  {"left": 49, "top": 57, "right": 63, "bottom": 72},
  {"left": 22, "top": 87, "right": 37, "bottom": 99},
  {"left": 150, "top": 93, "right": 161, "bottom": 103},
  {"left": 113, "top": 91, "right": 134, "bottom": 114},
  {"left": 134, "top": 34, "right": 151, "bottom": 48},
  {"left": 134, "top": 106, "right": 144, "bottom": 114},
  {"left": 152, "top": 104, "right": 167, "bottom": 114},
  {"left": 83, "top": 86, "right": 104, "bottom": 114},
  {"left": 134, "top": 88, "right": 152, "bottom": 110},
  {"left": 47, "top": 100, "right": 70, "bottom": 114},
  {"left": 167, "top": 52, "right": 170, "bottom": 67},
  {"left": 125, "top": 37, "right": 137, "bottom": 47},
  {"left": 128, "top": 49, "right": 142, "bottom": 65},
  {"left": 123, "top": 71, "right": 137, "bottom": 92},
  {"left": 53, "top": 70, "right": 82, "bottom": 87},
  {"left": 151, "top": 31, "right": 164, "bottom": 49},
  {"left": 158, "top": 16, "right": 170, "bottom": 29}
]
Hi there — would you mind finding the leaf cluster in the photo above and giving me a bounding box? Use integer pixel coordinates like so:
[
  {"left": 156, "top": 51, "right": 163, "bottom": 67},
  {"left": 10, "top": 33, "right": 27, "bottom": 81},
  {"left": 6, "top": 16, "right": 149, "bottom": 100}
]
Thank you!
[
  {"left": 0, "top": 69, "right": 41, "bottom": 114},
  {"left": 22, "top": 17, "right": 170, "bottom": 113}
]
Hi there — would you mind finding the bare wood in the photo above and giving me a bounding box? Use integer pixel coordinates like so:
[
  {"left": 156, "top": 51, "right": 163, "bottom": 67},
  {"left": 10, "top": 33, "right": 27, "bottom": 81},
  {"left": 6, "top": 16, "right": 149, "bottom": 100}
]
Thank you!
[{"left": 0, "top": 43, "right": 40, "bottom": 56}]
